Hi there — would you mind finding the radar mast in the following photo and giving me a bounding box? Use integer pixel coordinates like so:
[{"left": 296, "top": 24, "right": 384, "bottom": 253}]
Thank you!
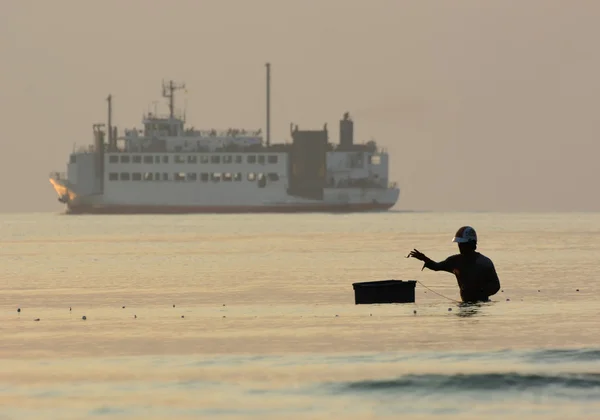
[{"left": 162, "top": 80, "right": 186, "bottom": 120}]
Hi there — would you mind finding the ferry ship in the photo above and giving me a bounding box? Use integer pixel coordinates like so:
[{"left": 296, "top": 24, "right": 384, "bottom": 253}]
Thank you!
[{"left": 49, "top": 64, "right": 400, "bottom": 214}]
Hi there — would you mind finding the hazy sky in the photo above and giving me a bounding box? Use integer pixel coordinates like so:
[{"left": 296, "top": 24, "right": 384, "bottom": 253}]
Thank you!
[{"left": 2, "top": 0, "right": 600, "bottom": 212}]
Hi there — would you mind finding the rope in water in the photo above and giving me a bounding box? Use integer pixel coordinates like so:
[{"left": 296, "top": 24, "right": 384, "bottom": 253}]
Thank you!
[
  {"left": 405, "top": 254, "right": 461, "bottom": 304},
  {"left": 417, "top": 280, "right": 461, "bottom": 304}
]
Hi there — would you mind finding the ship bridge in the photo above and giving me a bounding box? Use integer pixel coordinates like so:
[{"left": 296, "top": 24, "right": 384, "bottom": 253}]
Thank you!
[{"left": 142, "top": 113, "right": 185, "bottom": 137}]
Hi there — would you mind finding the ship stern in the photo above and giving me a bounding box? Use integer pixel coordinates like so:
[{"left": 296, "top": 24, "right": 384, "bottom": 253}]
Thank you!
[
  {"left": 49, "top": 172, "right": 77, "bottom": 205},
  {"left": 387, "top": 182, "right": 400, "bottom": 207}
]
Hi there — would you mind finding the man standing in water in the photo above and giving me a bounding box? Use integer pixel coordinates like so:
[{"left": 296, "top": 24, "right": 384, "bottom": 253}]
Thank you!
[{"left": 408, "top": 226, "right": 501, "bottom": 303}]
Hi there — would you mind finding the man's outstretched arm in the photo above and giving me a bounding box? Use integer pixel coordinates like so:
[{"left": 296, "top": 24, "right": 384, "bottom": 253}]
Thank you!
[{"left": 407, "top": 249, "right": 455, "bottom": 272}]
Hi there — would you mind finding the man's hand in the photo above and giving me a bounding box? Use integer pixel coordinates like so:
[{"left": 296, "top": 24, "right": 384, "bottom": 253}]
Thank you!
[{"left": 407, "top": 249, "right": 427, "bottom": 261}]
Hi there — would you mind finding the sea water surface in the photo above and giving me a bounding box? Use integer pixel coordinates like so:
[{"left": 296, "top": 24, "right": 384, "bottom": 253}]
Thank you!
[{"left": 1, "top": 211, "right": 599, "bottom": 419}]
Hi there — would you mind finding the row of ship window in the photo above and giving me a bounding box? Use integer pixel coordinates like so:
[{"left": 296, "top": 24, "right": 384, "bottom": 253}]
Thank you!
[
  {"left": 107, "top": 172, "right": 280, "bottom": 182},
  {"left": 107, "top": 154, "right": 279, "bottom": 165}
]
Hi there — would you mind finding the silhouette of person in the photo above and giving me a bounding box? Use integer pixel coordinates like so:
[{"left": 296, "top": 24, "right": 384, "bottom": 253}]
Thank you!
[{"left": 408, "top": 226, "right": 501, "bottom": 303}]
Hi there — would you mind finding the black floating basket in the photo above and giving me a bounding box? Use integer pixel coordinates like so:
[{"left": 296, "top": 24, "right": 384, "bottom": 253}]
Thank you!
[{"left": 352, "top": 280, "right": 417, "bottom": 304}]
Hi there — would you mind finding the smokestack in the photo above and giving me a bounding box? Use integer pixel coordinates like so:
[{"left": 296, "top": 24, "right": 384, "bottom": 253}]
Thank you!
[
  {"left": 339, "top": 112, "right": 354, "bottom": 149},
  {"left": 93, "top": 124, "right": 105, "bottom": 193},
  {"left": 266, "top": 62, "right": 271, "bottom": 147}
]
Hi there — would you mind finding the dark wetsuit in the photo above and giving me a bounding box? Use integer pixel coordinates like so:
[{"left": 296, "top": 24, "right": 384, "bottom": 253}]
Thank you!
[{"left": 422, "top": 252, "right": 501, "bottom": 302}]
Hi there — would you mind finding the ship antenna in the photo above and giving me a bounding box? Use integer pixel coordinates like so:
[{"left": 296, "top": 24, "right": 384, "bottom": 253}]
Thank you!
[
  {"left": 162, "top": 79, "right": 186, "bottom": 119},
  {"left": 265, "top": 62, "right": 271, "bottom": 148},
  {"left": 183, "top": 89, "right": 188, "bottom": 123},
  {"left": 107, "top": 94, "right": 113, "bottom": 149}
]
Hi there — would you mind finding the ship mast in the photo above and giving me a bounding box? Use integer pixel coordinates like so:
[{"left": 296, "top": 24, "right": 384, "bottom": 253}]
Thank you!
[
  {"left": 107, "top": 94, "right": 112, "bottom": 148},
  {"left": 162, "top": 80, "right": 186, "bottom": 120},
  {"left": 266, "top": 62, "right": 271, "bottom": 148}
]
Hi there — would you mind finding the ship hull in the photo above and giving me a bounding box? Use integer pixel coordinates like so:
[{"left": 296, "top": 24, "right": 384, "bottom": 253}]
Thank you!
[
  {"left": 51, "top": 168, "right": 400, "bottom": 215},
  {"left": 65, "top": 201, "right": 395, "bottom": 215}
]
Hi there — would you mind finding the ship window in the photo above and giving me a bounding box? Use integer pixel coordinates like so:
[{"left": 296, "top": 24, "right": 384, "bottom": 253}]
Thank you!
[
  {"left": 187, "top": 173, "right": 197, "bottom": 181},
  {"left": 200, "top": 155, "right": 209, "bottom": 164},
  {"left": 70, "top": 154, "right": 76, "bottom": 164},
  {"left": 120, "top": 155, "right": 130, "bottom": 163},
  {"left": 258, "top": 155, "right": 265, "bottom": 164},
  {"left": 132, "top": 172, "right": 142, "bottom": 181},
  {"left": 109, "top": 155, "right": 118, "bottom": 164},
  {"left": 162, "top": 173, "right": 169, "bottom": 181},
  {"left": 267, "top": 173, "right": 279, "bottom": 182},
  {"left": 108, "top": 172, "right": 118, "bottom": 181},
  {"left": 187, "top": 155, "right": 197, "bottom": 164},
  {"left": 144, "top": 172, "right": 153, "bottom": 181},
  {"left": 162, "top": 156, "right": 169, "bottom": 164},
  {"left": 154, "top": 172, "right": 160, "bottom": 181},
  {"left": 369, "top": 155, "right": 381, "bottom": 165},
  {"left": 235, "top": 155, "right": 242, "bottom": 164},
  {"left": 247, "top": 172, "right": 256, "bottom": 181},
  {"left": 174, "top": 173, "right": 185, "bottom": 181},
  {"left": 144, "top": 155, "right": 153, "bottom": 164},
  {"left": 233, "top": 172, "right": 242, "bottom": 181},
  {"left": 223, "top": 173, "right": 232, "bottom": 182},
  {"left": 154, "top": 156, "right": 160, "bottom": 164},
  {"left": 211, "top": 155, "right": 220, "bottom": 164},
  {"left": 133, "top": 155, "right": 142, "bottom": 164},
  {"left": 247, "top": 155, "right": 256, "bottom": 164},
  {"left": 120, "top": 172, "right": 130, "bottom": 181},
  {"left": 223, "top": 155, "right": 232, "bottom": 164},
  {"left": 257, "top": 173, "right": 266, "bottom": 188},
  {"left": 175, "top": 155, "right": 185, "bottom": 164},
  {"left": 267, "top": 155, "right": 278, "bottom": 164},
  {"left": 200, "top": 173, "right": 209, "bottom": 182},
  {"left": 211, "top": 173, "right": 221, "bottom": 182}
]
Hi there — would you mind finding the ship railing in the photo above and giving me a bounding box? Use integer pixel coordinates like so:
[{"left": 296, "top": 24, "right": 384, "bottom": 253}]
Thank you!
[
  {"left": 388, "top": 181, "right": 398, "bottom": 189},
  {"left": 73, "top": 144, "right": 97, "bottom": 154},
  {"left": 124, "top": 129, "right": 143, "bottom": 137},
  {"left": 126, "top": 127, "right": 263, "bottom": 139},
  {"left": 49, "top": 172, "right": 67, "bottom": 181},
  {"left": 143, "top": 112, "right": 186, "bottom": 121},
  {"left": 181, "top": 129, "right": 263, "bottom": 138}
]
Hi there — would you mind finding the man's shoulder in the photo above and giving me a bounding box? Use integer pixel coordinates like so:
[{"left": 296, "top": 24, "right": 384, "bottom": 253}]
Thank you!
[
  {"left": 475, "top": 252, "right": 495, "bottom": 266},
  {"left": 444, "top": 254, "right": 463, "bottom": 263}
]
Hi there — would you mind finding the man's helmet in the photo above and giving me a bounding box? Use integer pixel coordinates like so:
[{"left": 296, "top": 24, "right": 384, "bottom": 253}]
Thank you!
[{"left": 452, "top": 226, "right": 477, "bottom": 243}]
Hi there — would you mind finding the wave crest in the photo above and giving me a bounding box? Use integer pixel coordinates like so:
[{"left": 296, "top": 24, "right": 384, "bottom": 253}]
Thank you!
[{"left": 339, "top": 372, "right": 600, "bottom": 392}]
